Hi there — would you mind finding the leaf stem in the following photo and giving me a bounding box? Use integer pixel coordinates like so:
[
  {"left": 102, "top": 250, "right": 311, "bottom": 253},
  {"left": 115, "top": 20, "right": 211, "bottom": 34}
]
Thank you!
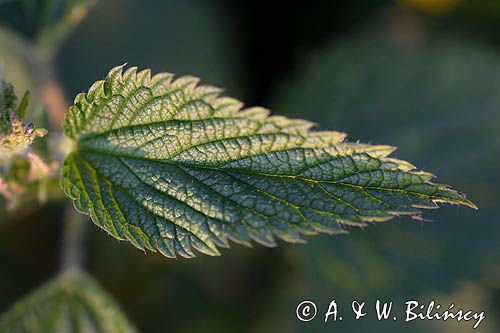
[{"left": 60, "top": 204, "right": 87, "bottom": 271}]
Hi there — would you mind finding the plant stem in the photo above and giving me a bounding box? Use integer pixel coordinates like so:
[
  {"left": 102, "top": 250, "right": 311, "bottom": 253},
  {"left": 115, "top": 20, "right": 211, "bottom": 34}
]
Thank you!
[
  {"left": 60, "top": 204, "right": 87, "bottom": 271},
  {"left": 28, "top": 49, "right": 84, "bottom": 272},
  {"left": 1, "top": 8, "right": 94, "bottom": 273},
  {"left": 30, "top": 50, "right": 86, "bottom": 272},
  {"left": 44, "top": 66, "right": 88, "bottom": 272}
]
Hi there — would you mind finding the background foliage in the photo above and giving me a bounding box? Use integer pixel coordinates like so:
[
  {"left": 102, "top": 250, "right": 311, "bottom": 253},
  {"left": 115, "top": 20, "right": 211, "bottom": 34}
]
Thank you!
[{"left": 1, "top": 0, "right": 499, "bottom": 332}]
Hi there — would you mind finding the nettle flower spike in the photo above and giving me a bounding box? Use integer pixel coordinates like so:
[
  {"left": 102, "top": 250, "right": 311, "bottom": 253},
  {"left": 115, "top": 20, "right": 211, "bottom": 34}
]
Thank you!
[
  {"left": 0, "top": 80, "right": 53, "bottom": 210},
  {"left": 0, "top": 81, "right": 47, "bottom": 161}
]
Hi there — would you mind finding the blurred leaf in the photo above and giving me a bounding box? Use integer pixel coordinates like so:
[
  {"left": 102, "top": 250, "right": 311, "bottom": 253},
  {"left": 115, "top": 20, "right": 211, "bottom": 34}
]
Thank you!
[
  {"left": 0, "top": 0, "right": 94, "bottom": 43},
  {"left": 0, "top": 269, "right": 136, "bottom": 333},
  {"left": 16, "top": 90, "right": 29, "bottom": 118},
  {"left": 60, "top": 65, "right": 473, "bottom": 259}
]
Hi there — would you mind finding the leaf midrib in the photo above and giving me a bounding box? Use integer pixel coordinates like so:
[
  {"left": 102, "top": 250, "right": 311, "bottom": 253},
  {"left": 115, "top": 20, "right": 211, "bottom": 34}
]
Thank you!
[{"left": 76, "top": 146, "right": 458, "bottom": 206}]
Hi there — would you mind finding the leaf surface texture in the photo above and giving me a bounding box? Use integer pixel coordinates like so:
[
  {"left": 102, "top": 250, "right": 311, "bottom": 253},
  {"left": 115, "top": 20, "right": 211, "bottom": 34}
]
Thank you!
[{"left": 61, "top": 65, "right": 475, "bottom": 258}]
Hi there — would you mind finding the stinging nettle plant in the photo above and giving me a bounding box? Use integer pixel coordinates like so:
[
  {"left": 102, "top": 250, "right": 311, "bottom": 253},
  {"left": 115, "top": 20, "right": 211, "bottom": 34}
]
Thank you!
[
  {"left": 0, "top": 64, "right": 476, "bottom": 332},
  {"left": 0, "top": 3, "right": 477, "bottom": 330}
]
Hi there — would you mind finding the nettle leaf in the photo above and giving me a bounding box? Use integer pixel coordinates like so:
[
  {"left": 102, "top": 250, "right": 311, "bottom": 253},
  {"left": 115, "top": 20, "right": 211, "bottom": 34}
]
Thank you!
[
  {"left": 60, "top": 65, "right": 476, "bottom": 258},
  {"left": 0, "top": 270, "right": 135, "bottom": 333}
]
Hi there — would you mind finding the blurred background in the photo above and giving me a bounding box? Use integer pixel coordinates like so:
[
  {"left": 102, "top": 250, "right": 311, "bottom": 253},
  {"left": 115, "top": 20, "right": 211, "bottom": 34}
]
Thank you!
[{"left": 0, "top": 0, "right": 500, "bottom": 332}]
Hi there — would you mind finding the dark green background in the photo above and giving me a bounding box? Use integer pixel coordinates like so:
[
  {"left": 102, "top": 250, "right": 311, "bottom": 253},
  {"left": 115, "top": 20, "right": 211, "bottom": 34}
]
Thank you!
[{"left": 1, "top": 0, "right": 499, "bottom": 332}]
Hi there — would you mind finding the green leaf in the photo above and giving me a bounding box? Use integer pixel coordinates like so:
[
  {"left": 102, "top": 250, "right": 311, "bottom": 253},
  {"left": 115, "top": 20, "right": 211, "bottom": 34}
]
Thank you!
[
  {"left": 16, "top": 90, "right": 30, "bottom": 118},
  {"left": 60, "top": 65, "right": 476, "bottom": 258},
  {"left": 0, "top": 269, "right": 136, "bottom": 333}
]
